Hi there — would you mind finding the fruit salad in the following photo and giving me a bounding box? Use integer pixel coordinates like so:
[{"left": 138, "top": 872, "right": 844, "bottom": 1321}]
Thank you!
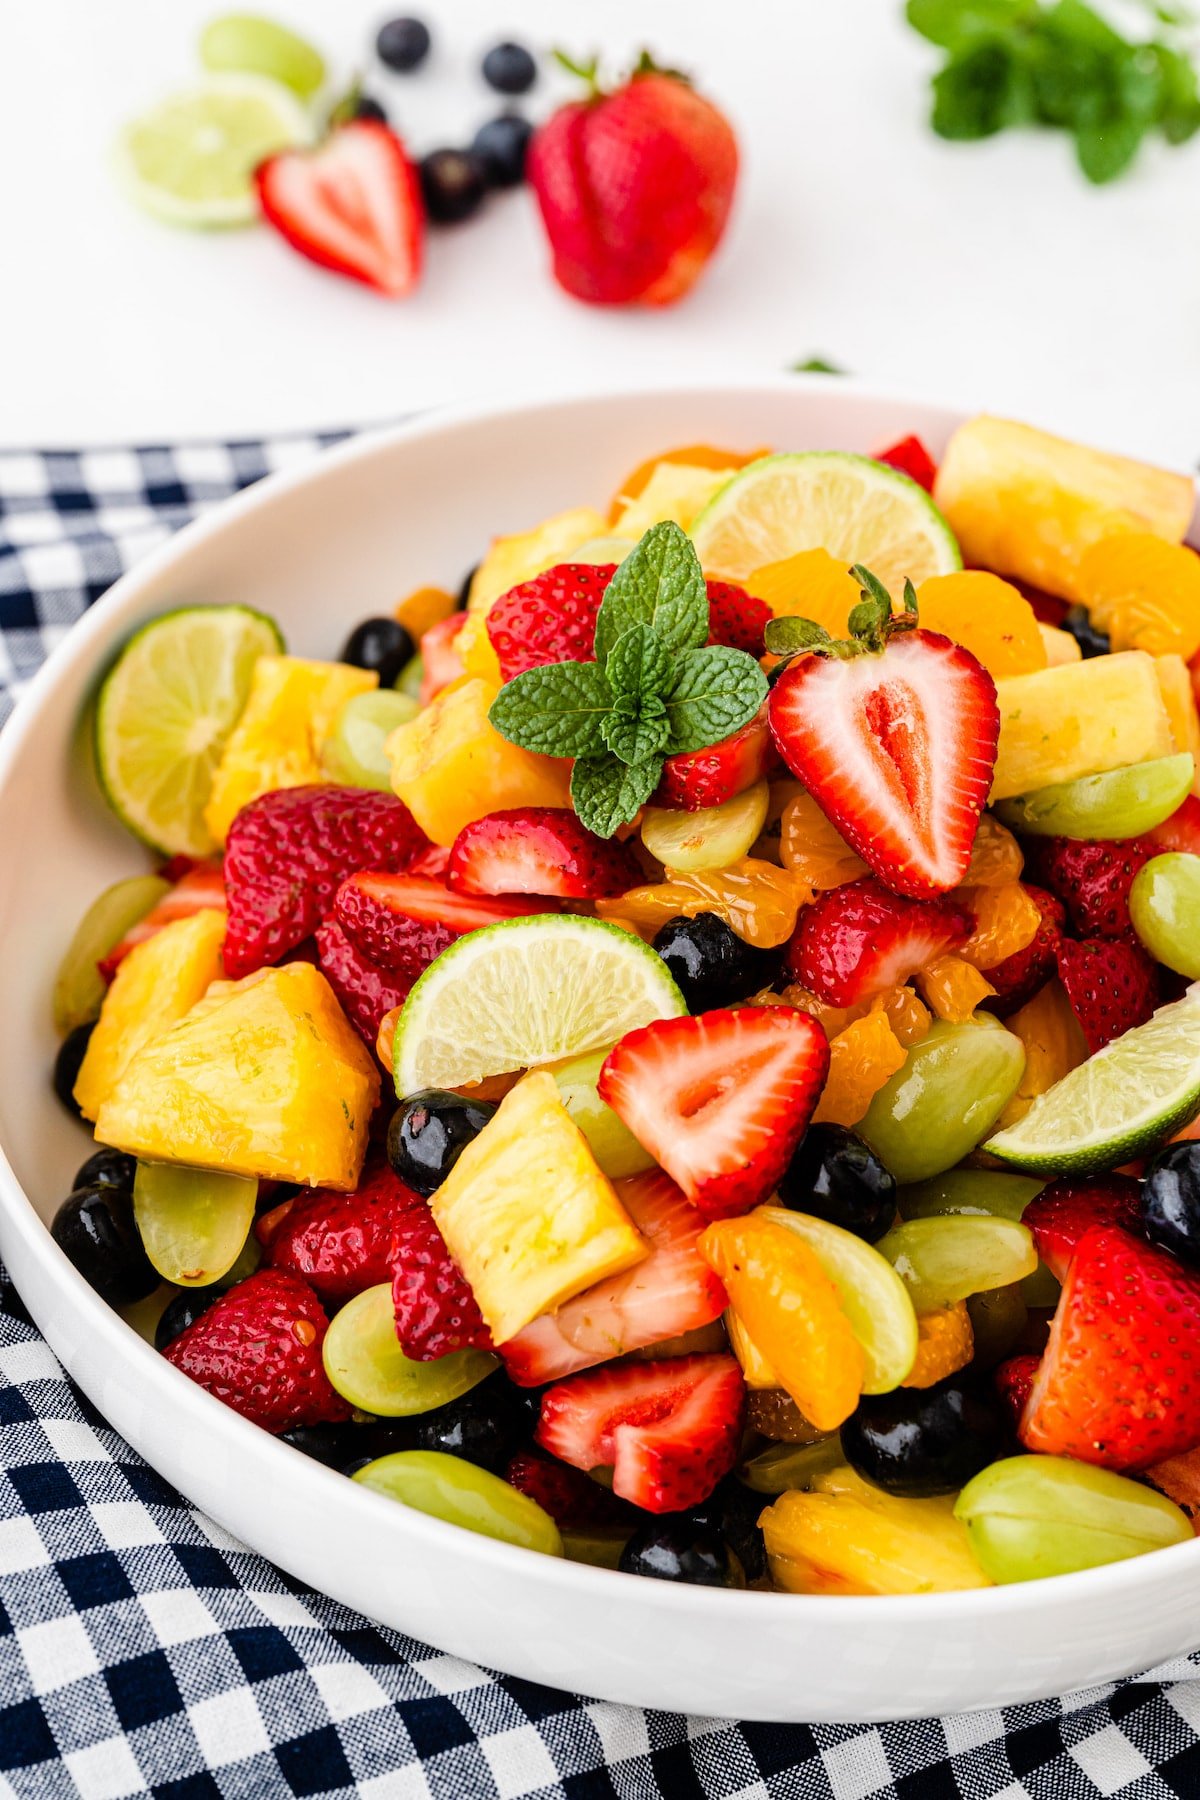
[{"left": 46, "top": 416, "right": 1200, "bottom": 1594}]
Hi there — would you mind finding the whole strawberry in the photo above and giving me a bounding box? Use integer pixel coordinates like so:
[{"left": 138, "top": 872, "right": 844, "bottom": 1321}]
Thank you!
[
  {"left": 264, "top": 1160, "right": 424, "bottom": 1303},
  {"left": 1027, "top": 837, "right": 1151, "bottom": 939},
  {"left": 528, "top": 55, "right": 738, "bottom": 306},
  {"left": 315, "top": 917, "right": 410, "bottom": 1043},
  {"left": 391, "top": 1199, "right": 494, "bottom": 1361},
  {"left": 1021, "top": 1173, "right": 1143, "bottom": 1281},
  {"left": 163, "top": 1269, "right": 350, "bottom": 1433},
  {"left": 486, "top": 564, "right": 617, "bottom": 681},
  {"left": 1055, "top": 936, "right": 1158, "bottom": 1053}
]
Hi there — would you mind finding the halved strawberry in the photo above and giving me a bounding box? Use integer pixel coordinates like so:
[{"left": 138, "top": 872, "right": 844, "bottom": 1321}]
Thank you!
[
  {"left": 505, "top": 1451, "right": 638, "bottom": 1530},
  {"left": 418, "top": 613, "right": 467, "bottom": 705},
  {"left": 993, "top": 1354, "right": 1040, "bottom": 1433},
  {"left": 391, "top": 1198, "right": 493, "bottom": 1361},
  {"left": 1054, "top": 936, "right": 1158, "bottom": 1054},
  {"left": 98, "top": 861, "right": 227, "bottom": 981},
  {"left": 335, "top": 871, "right": 556, "bottom": 983},
  {"left": 654, "top": 705, "right": 774, "bottom": 811},
  {"left": 982, "top": 884, "right": 1065, "bottom": 1017},
  {"left": 1021, "top": 1225, "right": 1200, "bottom": 1470},
  {"left": 1027, "top": 837, "right": 1151, "bottom": 939},
  {"left": 1021, "top": 1174, "right": 1143, "bottom": 1282},
  {"left": 501, "top": 1169, "right": 729, "bottom": 1385},
  {"left": 768, "top": 629, "right": 999, "bottom": 897},
  {"left": 264, "top": 1159, "right": 424, "bottom": 1303},
  {"left": 535, "top": 1354, "right": 745, "bottom": 1513},
  {"left": 447, "top": 808, "right": 641, "bottom": 899},
  {"left": 598, "top": 1007, "right": 829, "bottom": 1220},
  {"left": 705, "top": 580, "right": 772, "bottom": 655},
  {"left": 315, "top": 917, "right": 410, "bottom": 1042},
  {"left": 255, "top": 120, "right": 424, "bottom": 297},
  {"left": 875, "top": 435, "right": 938, "bottom": 492},
  {"left": 787, "top": 876, "right": 971, "bottom": 1006}
]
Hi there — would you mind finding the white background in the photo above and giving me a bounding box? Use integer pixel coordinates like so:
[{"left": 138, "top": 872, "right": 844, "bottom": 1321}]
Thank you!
[{"left": 5, "top": 0, "right": 1200, "bottom": 464}]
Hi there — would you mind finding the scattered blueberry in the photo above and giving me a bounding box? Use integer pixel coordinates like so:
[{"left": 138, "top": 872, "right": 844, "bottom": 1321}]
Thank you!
[
  {"left": 388, "top": 1090, "right": 497, "bottom": 1196},
  {"left": 1142, "top": 1142, "right": 1200, "bottom": 1265},
  {"left": 376, "top": 15, "right": 431, "bottom": 72},
  {"left": 778, "top": 1124, "right": 896, "bottom": 1243},
  {"left": 53, "top": 1023, "right": 94, "bottom": 1119},
  {"left": 339, "top": 616, "right": 415, "bottom": 687},
  {"left": 1062, "top": 604, "right": 1110, "bottom": 659},
  {"left": 51, "top": 1185, "right": 158, "bottom": 1309},
  {"left": 413, "top": 1371, "right": 531, "bottom": 1471},
  {"left": 841, "top": 1377, "right": 1004, "bottom": 1498},
  {"left": 472, "top": 114, "right": 534, "bottom": 188},
  {"left": 688, "top": 1475, "right": 766, "bottom": 1582},
  {"left": 154, "top": 1285, "right": 223, "bottom": 1351},
  {"left": 619, "top": 1517, "right": 737, "bottom": 1586},
  {"left": 72, "top": 1148, "right": 136, "bottom": 1195},
  {"left": 482, "top": 41, "right": 537, "bottom": 95},
  {"left": 420, "top": 148, "right": 489, "bottom": 224},
  {"left": 652, "top": 913, "right": 774, "bottom": 1013}
]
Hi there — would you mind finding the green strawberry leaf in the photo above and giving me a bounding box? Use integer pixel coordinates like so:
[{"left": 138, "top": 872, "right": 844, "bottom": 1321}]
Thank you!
[
  {"left": 488, "top": 660, "right": 613, "bottom": 757},
  {"left": 663, "top": 646, "right": 768, "bottom": 755},
  {"left": 594, "top": 522, "right": 709, "bottom": 664},
  {"left": 570, "top": 751, "right": 663, "bottom": 837}
]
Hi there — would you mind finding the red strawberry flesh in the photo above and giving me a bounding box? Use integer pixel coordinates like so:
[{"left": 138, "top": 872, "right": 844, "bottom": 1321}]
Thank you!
[
  {"left": 982, "top": 884, "right": 1065, "bottom": 1018},
  {"left": 505, "top": 1450, "right": 638, "bottom": 1531},
  {"left": 99, "top": 861, "right": 227, "bottom": 981},
  {"left": 875, "top": 435, "right": 938, "bottom": 492},
  {"left": 264, "top": 1161, "right": 424, "bottom": 1303},
  {"left": 335, "top": 870, "right": 555, "bottom": 982},
  {"left": 654, "top": 705, "right": 774, "bottom": 811},
  {"left": 1021, "top": 1174, "right": 1143, "bottom": 1283},
  {"left": 1027, "top": 837, "right": 1151, "bottom": 940},
  {"left": 486, "top": 564, "right": 617, "bottom": 681},
  {"left": 391, "top": 1198, "right": 494, "bottom": 1361},
  {"left": 788, "top": 875, "right": 971, "bottom": 1006},
  {"left": 1054, "top": 936, "right": 1158, "bottom": 1054},
  {"left": 447, "top": 808, "right": 642, "bottom": 899},
  {"left": 315, "top": 917, "right": 409, "bottom": 1043}
]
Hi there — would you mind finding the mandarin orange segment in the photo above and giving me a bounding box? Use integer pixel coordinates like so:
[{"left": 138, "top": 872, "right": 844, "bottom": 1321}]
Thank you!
[
  {"left": 607, "top": 442, "right": 767, "bottom": 523},
  {"left": 1079, "top": 534, "right": 1200, "bottom": 662},
  {"left": 963, "top": 815, "right": 1024, "bottom": 887},
  {"left": 779, "top": 790, "right": 870, "bottom": 889},
  {"left": 994, "top": 977, "right": 1087, "bottom": 1130},
  {"left": 957, "top": 882, "right": 1043, "bottom": 970},
  {"left": 878, "top": 984, "right": 932, "bottom": 1048},
  {"left": 915, "top": 572, "right": 1047, "bottom": 679},
  {"left": 902, "top": 1302, "right": 975, "bottom": 1389},
  {"left": 699, "top": 1216, "right": 864, "bottom": 1431},
  {"left": 915, "top": 956, "right": 996, "bottom": 1023},
  {"left": 394, "top": 585, "right": 459, "bottom": 639},
  {"left": 596, "top": 858, "right": 809, "bottom": 949},
  {"left": 745, "top": 547, "right": 863, "bottom": 627},
  {"left": 813, "top": 1011, "right": 907, "bottom": 1127}
]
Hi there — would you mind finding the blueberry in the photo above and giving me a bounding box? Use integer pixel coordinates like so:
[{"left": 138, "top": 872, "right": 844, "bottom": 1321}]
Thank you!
[
  {"left": 280, "top": 1419, "right": 413, "bottom": 1471},
  {"left": 51, "top": 1185, "right": 158, "bottom": 1309},
  {"left": 72, "top": 1148, "right": 136, "bottom": 1195},
  {"left": 652, "top": 912, "right": 774, "bottom": 1013},
  {"left": 688, "top": 1475, "right": 766, "bottom": 1582},
  {"left": 420, "top": 148, "right": 488, "bottom": 224},
  {"left": 841, "top": 1377, "right": 1004, "bottom": 1498},
  {"left": 339, "top": 616, "right": 414, "bottom": 687},
  {"left": 1062, "top": 604, "right": 1110, "bottom": 659},
  {"left": 778, "top": 1124, "right": 896, "bottom": 1243},
  {"left": 1142, "top": 1142, "right": 1200, "bottom": 1265},
  {"left": 457, "top": 564, "right": 479, "bottom": 609},
  {"left": 471, "top": 114, "right": 534, "bottom": 188},
  {"left": 482, "top": 41, "right": 537, "bottom": 95},
  {"left": 352, "top": 94, "right": 389, "bottom": 124},
  {"left": 154, "top": 1285, "right": 223, "bottom": 1351},
  {"left": 619, "top": 1517, "right": 737, "bottom": 1586},
  {"left": 376, "top": 16, "right": 431, "bottom": 72},
  {"left": 53, "top": 1023, "right": 94, "bottom": 1118},
  {"left": 413, "top": 1371, "right": 530, "bottom": 1472},
  {"left": 388, "top": 1089, "right": 497, "bottom": 1196}
]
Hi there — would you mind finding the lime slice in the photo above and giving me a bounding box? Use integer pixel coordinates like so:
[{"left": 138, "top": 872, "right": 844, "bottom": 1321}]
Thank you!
[
  {"left": 96, "top": 604, "right": 284, "bottom": 857},
  {"left": 115, "top": 74, "right": 312, "bottom": 228},
  {"left": 690, "top": 452, "right": 961, "bottom": 590},
  {"left": 199, "top": 15, "right": 327, "bottom": 100},
  {"left": 985, "top": 985, "right": 1200, "bottom": 1173},
  {"left": 393, "top": 915, "right": 686, "bottom": 1094}
]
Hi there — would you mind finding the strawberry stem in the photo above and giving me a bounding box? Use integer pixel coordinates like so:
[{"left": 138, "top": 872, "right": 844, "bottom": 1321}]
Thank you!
[
  {"left": 552, "top": 47, "right": 604, "bottom": 94},
  {"left": 763, "top": 563, "right": 920, "bottom": 670}
]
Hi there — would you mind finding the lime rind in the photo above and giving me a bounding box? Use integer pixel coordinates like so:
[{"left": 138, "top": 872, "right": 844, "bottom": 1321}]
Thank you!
[
  {"left": 985, "top": 984, "right": 1200, "bottom": 1173},
  {"left": 95, "top": 603, "right": 284, "bottom": 857},
  {"left": 392, "top": 914, "right": 686, "bottom": 1095},
  {"left": 689, "top": 450, "right": 961, "bottom": 590}
]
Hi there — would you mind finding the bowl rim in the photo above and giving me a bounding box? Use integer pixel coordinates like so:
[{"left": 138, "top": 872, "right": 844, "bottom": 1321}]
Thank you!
[{"left": 3, "top": 369, "right": 1198, "bottom": 1632}]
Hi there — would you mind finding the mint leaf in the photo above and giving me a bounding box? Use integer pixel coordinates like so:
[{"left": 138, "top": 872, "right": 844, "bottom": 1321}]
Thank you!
[
  {"left": 763, "top": 616, "right": 833, "bottom": 656},
  {"left": 570, "top": 752, "right": 662, "bottom": 837},
  {"left": 601, "top": 693, "right": 670, "bottom": 765},
  {"left": 663, "top": 647, "right": 768, "bottom": 755},
  {"left": 907, "top": 0, "right": 1034, "bottom": 51},
  {"left": 594, "top": 522, "right": 708, "bottom": 663},
  {"left": 1074, "top": 113, "right": 1146, "bottom": 180},
  {"left": 489, "top": 661, "right": 612, "bottom": 757},
  {"left": 604, "top": 622, "right": 672, "bottom": 700}
]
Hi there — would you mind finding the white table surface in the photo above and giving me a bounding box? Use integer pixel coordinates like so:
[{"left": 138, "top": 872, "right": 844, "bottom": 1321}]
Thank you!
[{"left": 6, "top": 0, "right": 1200, "bottom": 465}]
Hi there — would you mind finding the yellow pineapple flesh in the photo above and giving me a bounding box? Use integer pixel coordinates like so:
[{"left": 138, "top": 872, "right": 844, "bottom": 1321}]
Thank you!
[
  {"left": 1155, "top": 655, "right": 1200, "bottom": 795},
  {"left": 467, "top": 507, "right": 607, "bottom": 616},
  {"left": 761, "top": 1466, "right": 990, "bottom": 1595},
  {"left": 991, "top": 651, "right": 1175, "bottom": 800},
  {"left": 611, "top": 462, "right": 736, "bottom": 540},
  {"left": 429, "top": 1070, "right": 648, "bottom": 1345}
]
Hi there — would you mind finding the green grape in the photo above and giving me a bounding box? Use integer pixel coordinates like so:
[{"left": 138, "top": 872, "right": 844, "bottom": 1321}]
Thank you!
[
  {"left": 875, "top": 1216, "right": 1037, "bottom": 1311},
  {"left": 858, "top": 1017, "right": 1026, "bottom": 1184},
  {"left": 955, "top": 1455, "right": 1192, "bottom": 1584},
  {"left": 898, "top": 1170, "right": 1044, "bottom": 1223},
  {"left": 1130, "top": 853, "right": 1200, "bottom": 979},
  {"left": 53, "top": 874, "right": 171, "bottom": 1034},
  {"left": 640, "top": 781, "right": 771, "bottom": 874},
  {"left": 550, "top": 1048, "right": 655, "bottom": 1178},
  {"left": 322, "top": 689, "right": 420, "bottom": 790},
  {"left": 133, "top": 1163, "right": 257, "bottom": 1287},
  {"left": 995, "top": 753, "right": 1195, "bottom": 841},
  {"left": 199, "top": 13, "right": 326, "bottom": 98},
  {"left": 561, "top": 1527, "right": 633, "bottom": 1569},
  {"left": 395, "top": 653, "right": 424, "bottom": 699},
  {"left": 323, "top": 1284, "right": 497, "bottom": 1415},
  {"left": 739, "top": 1434, "right": 844, "bottom": 1495},
  {"left": 119, "top": 1284, "right": 174, "bottom": 1346},
  {"left": 353, "top": 1450, "right": 564, "bottom": 1555},
  {"left": 965, "top": 1285, "right": 1028, "bottom": 1368}
]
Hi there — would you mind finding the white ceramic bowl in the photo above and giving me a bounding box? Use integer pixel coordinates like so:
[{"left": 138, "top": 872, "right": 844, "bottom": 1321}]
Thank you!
[{"left": 3, "top": 377, "right": 1199, "bottom": 1724}]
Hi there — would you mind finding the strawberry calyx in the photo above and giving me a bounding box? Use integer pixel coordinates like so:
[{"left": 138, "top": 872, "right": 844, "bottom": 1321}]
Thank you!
[
  {"left": 552, "top": 46, "right": 693, "bottom": 101},
  {"left": 764, "top": 564, "right": 919, "bottom": 667}
]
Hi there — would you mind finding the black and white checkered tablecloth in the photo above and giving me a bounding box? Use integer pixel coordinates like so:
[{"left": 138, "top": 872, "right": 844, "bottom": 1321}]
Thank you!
[{"left": 5, "top": 434, "right": 1200, "bottom": 1799}]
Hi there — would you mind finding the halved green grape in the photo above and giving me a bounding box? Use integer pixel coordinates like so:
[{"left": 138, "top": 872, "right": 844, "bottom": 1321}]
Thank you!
[
  {"left": 133, "top": 1162, "right": 257, "bottom": 1287},
  {"left": 53, "top": 874, "right": 170, "bottom": 1034},
  {"left": 322, "top": 689, "right": 420, "bottom": 790},
  {"left": 874, "top": 1216, "right": 1037, "bottom": 1312},
  {"left": 995, "top": 753, "right": 1195, "bottom": 841},
  {"left": 549, "top": 1048, "right": 656, "bottom": 1178},
  {"left": 965, "top": 1285, "right": 1029, "bottom": 1368},
  {"left": 898, "top": 1170, "right": 1044, "bottom": 1224},
  {"left": 758, "top": 1207, "right": 919, "bottom": 1393},
  {"left": 640, "top": 781, "right": 771, "bottom": 874},
  {"left": 199, "top": 13, "right": 326, "bottom": 98},
  {"left": 858, "top": 1018, "right": 1027, "bottom": 1184},
  {"left": 395, "top": 653, "right": 424, "bottom": 699},
  {"left": 1130, "top": 853, "right": 1200, "bottom": 980},
  {"left": 739, "top": 1434, "right": 844, "bottom": 1495},
  {"left": 955, "top": 1455, "right": 1192, "bottom": 1584},
  {"left": 323, "top": 1284, "right": 498, "bottom": 1415},
  {"left": 353, "top": 1450, "right": 564, "bottom": 1555}
]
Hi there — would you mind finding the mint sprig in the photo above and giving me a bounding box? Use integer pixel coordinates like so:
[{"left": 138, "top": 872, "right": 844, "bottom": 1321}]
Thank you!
[{"left": 488, "top": 521, "right": 768, "bottom": 837}]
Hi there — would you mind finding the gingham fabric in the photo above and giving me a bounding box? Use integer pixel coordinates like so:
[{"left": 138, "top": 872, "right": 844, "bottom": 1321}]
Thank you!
[{"left": 4, "top": 439, "right": 1200, "bottom": 1800}]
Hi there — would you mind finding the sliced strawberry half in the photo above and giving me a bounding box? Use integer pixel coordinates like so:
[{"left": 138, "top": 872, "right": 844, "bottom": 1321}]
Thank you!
[
  {"left": 418, "top": 613, "right": 467, "bottom": 706},
  {"left": 654, "top": 705, "right": 774, "bottom": 811},
  {"left": 1027, "top": 837, "right": 1151, "bottom": 940},
  {"left": 505, "top": 1451, "right": 639, "bottom": 1531},
  {"left": 875, "top": 435, "right": 938, "bottom": 492},
  {"left": 787, "top": 875, "right": 971, "bottom": 1006},
  {"left": 535, "top": 1354, "right": 745, "bottom": 1513},
  {"left": 598, "top": 1007, "right": 829, "bottom": 1220},
  {"left": 1021, "top": 1174, "right": 1143, "bottom": 1283},
  {"left": 768, "top": 629, "right": 1000, "bottom": 897},
  {"left": 1054, "top": 936, "right": 1158, "bottom": 1054},
  {"left": 314, "top": 917, "right": 410, "bottom": 1042},
  {"left": 99, "top": 861, "right": 227, "bottom": 981},
  {"left": 391, "top": 1197, "right": 493, "bottom": 1361},
  {"left": 993, "top": 1354, "right": 1040, "bottom": 1433},
  {"left": 447, "top": 808, "right": 642, "bottom": 899},
  {"left": 255, "top": 120, "right": 424, "bottom": 297},
  {"left": 1147, "top": 794, "right": 1200, "bottom": 856},
  {"left": 982, "top": 884, "right": 1065, "bottom": 1018},
  {"left": 335, "top": 871, "right": 556, "bottom": 983},
  {"left": 264, "top": 1159, "right": 425, "bottom": 1303},
  {"left": 501, "top": 1169, "right": 729, "bottom": 1386}
]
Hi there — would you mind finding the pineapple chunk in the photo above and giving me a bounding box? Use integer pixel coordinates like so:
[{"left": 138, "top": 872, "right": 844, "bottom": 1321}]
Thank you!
[
  {"left": 761, "top": 1465, "right": 990, "bottom": 1595},
  {"left": 94, "top": 963, "right": 379, "bottom": 1189},
  {"left": 429, "top": 1070, "right": 647, "bottom": 1344},
  {"left": 386, "top": 676, "right": 572, "bottom": 845},
  {"left": 1155, "top": 655, "right": 1200, "bottom": 795},
  {"left": 454, "top": 612, "right": 502, "bottom": 686},
  {"left": 934, "top": 416, "right": 1194, "bottom": 603},
  {"left": 612, "top": 462, "right": 736, "bottom": 540},
  {"left": 467, "top": 506, "right": 608, "bottom": 616},
  {"left": 725, "top": 1309, "right": 781, "bottom": 1390},
  {"left": 991, "top": 651, "right": 1174, "bottom": 801},
  {"left": 1038, "top": 623, "right": 1082, "bottom": 667},
  {"left": 204, "top": 656, "right": 376, "bottom": 843},
  {"left": 74, "top": 910, "right": 226, "bottom": 1121}
]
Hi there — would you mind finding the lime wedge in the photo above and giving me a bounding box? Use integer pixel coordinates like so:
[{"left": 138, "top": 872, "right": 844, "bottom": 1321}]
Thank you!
[
  {"left": 115, "top": 74, "right": 312, "bottom": 228},
  {"left": 985, "top": 985, "right": 1200, "bottom": 1173},
  {"left": 199, "top": 15, "right": 327, "bottom": 100},
  {"left": 690, "top": 452, "right": 961, "bottom": 590},
  {"left": 392, "top": 916, "right": 686, "bottom": 1094},
  {"left": 95, "top": 604, "right": 284, "bottom": 857}
]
